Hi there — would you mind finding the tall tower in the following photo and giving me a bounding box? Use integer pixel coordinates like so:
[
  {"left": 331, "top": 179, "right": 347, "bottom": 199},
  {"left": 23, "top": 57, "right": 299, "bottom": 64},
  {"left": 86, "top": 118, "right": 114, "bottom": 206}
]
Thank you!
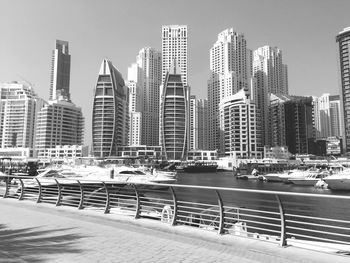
[
  {"left": 92, "top": 59, "right": 129, "bottom": 157},
  {"left": 208, "top": 28, "right": 248, "bottom": 152},
  {"left": 161, "top": 25, "right": 188, "bottom": 85},
  {"left": 128, "top": 48, "right": 162, "bottom": 146},
  {"left": 189, "top": 95, "right": 198, "bottom": 150},
  {"left": 50, "top": 40, "right": 71, "bottom": 101},
  {"left": 336, "top": 27, "right": 350, "bottom": 152},
  {"left": 159, "top": 64, "right": 189, "bottom": 161},
  {"left": 253, "top": 46, "right": 289, "bottom": 147}
]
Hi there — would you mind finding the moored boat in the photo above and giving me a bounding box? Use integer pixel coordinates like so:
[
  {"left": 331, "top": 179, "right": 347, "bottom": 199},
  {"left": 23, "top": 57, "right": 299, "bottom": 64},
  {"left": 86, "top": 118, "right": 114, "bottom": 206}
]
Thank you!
[{"left": 183, "top": 162, "right": 218, "bottom": 173}]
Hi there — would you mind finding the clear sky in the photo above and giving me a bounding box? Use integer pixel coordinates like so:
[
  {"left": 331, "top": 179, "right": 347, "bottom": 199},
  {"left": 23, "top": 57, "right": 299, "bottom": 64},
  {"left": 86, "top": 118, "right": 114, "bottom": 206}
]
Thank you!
[{"left": 1, "top": 0, "right": 349, "bottom": 145}]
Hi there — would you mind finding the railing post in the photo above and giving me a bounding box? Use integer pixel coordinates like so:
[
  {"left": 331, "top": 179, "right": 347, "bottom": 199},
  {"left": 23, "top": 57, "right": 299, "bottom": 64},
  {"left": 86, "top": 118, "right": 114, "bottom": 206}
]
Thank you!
[
  {"left": 275, "top": 194, "right": 287, "bottom": 247},
  {"left": 55, "top": 179, "right": 62, "bottom": 206},
  {"left": 170, "top": 186, "right": 178, "bottom": 226},
  {"left": 216, "top": 190, "right": 224, "bottom": 234},
  {"left": 77, "top": 180, "right": 84, "bottom": 209},
  {"left": 18, "top": 178, "right": 25, "bottom": 200},
  {"left": 133, "top": 184, "right": 140, "bottom": 219},
  {"left": 3, "top": 177, "right": 10, "bottom": 198},
  {"left": 35, "top": 178, "right": 42, "bottom": 203},
  {"left": 102, "top": 182, "right": 110, "bottom": 214}
]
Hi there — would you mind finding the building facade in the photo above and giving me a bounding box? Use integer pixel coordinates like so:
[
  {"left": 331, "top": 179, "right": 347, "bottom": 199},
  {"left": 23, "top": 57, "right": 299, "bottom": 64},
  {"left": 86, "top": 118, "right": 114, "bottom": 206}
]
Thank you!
[
  {"left": 208, "top": 29, "right": 249, "bottom": 152},
  {"left": 162, "top": 25, "right": 188, "bottom": 86},
  {"left": 128, "top": 48, "right": 162, "bottom": 146},
  {"left": 92, "top": 59, "right": 129, "bottom": 158},
  {"left": 50, "top": 40, "right": 71, "bottom": 101},
  {"left": 0, "top": 82, "right": 44, "bottom": 149},
  {"left": 189, "top": 95, "right": 198, "bottom": 150},
  {"left": 252, "top": 46, "right": 289, "bottom": 147},
  {"left": 314, "top": 94, "right": 343, "bottom": 139},
  {"left": 219, "top": 89, "right": 262, "bottom": 159},
  {"left": 336, "top": 27, "right": 350, "bottom": 152},
  {"left": 197, "top": 98, "right": 208, "bottom": 150},
  {"left": 35, "top": 100, "right": 84, "bottom": 158},
  {"left": 159, "top": 65, "right": 189, "bottom": 161}
]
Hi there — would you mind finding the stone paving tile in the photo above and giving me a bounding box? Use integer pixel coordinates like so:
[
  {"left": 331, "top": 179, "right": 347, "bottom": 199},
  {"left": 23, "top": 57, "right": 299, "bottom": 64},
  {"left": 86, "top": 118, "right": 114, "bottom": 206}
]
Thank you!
[{"left": 0, "top": 199, "right": 349, "bottom": 263}]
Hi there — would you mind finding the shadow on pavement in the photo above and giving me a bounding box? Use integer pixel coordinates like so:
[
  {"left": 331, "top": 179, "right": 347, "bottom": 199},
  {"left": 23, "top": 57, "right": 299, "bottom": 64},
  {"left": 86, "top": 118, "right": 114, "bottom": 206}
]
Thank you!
[{"left": 0, "top": 224, "right": 85, "bottom": 262}]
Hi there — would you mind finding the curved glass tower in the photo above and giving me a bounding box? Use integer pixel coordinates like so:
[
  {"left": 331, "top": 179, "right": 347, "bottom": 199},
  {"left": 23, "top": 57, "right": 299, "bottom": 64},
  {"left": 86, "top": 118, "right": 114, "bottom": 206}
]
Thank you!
[
  {"left": 92, "top": 59, "right": 129, "bottom": 157},
  {"left": 160, "top": 64, "right": 189, "bottom": 161}
]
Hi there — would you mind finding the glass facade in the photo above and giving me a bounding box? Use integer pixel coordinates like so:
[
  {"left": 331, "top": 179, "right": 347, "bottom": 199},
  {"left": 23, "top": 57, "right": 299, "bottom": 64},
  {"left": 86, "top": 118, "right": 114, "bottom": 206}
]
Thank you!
[
  {"left": 160, "top": 70, "right": 189, "bottom": 161},
  {"left": 92, "top": 59, "right": 129, "bottom": 158}
]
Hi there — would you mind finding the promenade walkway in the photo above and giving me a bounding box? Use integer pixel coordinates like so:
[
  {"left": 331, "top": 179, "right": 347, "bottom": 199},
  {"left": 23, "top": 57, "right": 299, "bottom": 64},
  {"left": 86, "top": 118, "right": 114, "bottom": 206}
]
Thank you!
[{"left": 0, "top": 198, "right": 349, "bottom": 263}]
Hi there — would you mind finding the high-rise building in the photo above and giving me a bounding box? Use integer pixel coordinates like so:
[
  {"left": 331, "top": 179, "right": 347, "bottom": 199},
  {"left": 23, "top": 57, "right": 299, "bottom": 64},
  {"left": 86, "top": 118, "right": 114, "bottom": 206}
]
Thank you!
[
  {"left": 189, "top": 95, "right": 198, "bottom": 150},
  {"left": 50, "top": 40, "right": 71, "bottom": 101},
  {"left": 197, "top": 99, "right": 208, "bottom": 150},
  {"left": 159, "top": 64, "right": 189, "bottom": 161},
  {"left": 253, "top": 46, "right": 289, "bottom": 147},
  {"left": 219, "top": 89, "right": 262, "bottom": 158},
  {"left": 269, "top": 94, "right": 315, "bottom": 154},
  {"left": 92, "top": 59, "right": 129, "bottom": 157},
  {"left": 35, "top": 100, "right": 84, "bottom": 158},
  {"left": 253, "top": 46, "right": 288, "bottom": 95},
  {"left": 128, "top": 48, "right": 162, "bottom": 146},
  {"left": 0, "top": 82, "right": 44, "bottom": 149},
  {"left": 127, "top": 78, "right": 142, "bottom": 146},
  {"left": 314, "top": 94, "right": 343, "bottom": 139},
  {"left": 208, "top": 29, "right": 249, "bottom": 152},
  {"left": 162, "top": 25, "right": 187, "bottom": 86},
  {"left": 336, "top": 27, "right": 350, "bottom": 151}
]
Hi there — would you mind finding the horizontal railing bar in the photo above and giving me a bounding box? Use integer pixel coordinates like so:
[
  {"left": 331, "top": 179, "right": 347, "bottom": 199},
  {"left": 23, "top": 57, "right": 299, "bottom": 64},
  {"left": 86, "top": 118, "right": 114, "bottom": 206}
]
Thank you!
[
  {"left": 224, "top": 206, "right": 280, "bottom": 216},
  {"left": 177, "top": 204, "right": 219, "bottom": 211},
  {"left": 139, "top": 196, "right": 173, "bottom": 203},
  {"left": 2, "top": 175, "right": 350, "bottom": 200},
  {"left": 230, "top": 218, "right": 281, "bottom": 228},
  {"left": 287, "top": 225, "right": 350, "bottom": 238},
  {"left": 285, "top": 213, "right": 350, "bottom": 224},
  {"left": 240, "top": 224, "right": 281, "bottom": 234},
  {"left": 234, "top": 212, "right": 281, "bottom": 222},
  {"left": 286, "top": 232, "right": 350, "bottom": 245},
  {"left": 177, "top": 200, "right": 217, "bottom": 207},
  {"left": 286, "top": 219, "right": 350, "bottom": 231}
]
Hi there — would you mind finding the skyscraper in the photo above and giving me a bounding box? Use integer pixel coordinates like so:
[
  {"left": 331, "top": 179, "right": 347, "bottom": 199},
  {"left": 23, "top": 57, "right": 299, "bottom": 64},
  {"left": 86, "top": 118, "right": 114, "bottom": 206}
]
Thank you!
[
  {"left": 50, "top": 40, "right": 71, "bottom": 101},
  {"left": 336, "top": 27, "right": 350, "bottom": 151},
  {"left": 197, "top": 99, "right": 208, "bottom": 150},
  {"left": 92, "top": 59, "right": 129, "bottom": 157},
  {"left": 189, "top": 95, "right": 198, "bottom": 150},
  {"left": 159, "top": 64, "right": 189, "bottom": 161},
  {"left": 208, "top": 29, "right": 249, "bottom": 152},
  {"left": 128, "top": 48, "right": 162, "bottom": 146},
  {"left": 162, "top": 25, "right": 187, "bottom": 86},
  {"left": 314, "top": 94, "right": 343, "bottom": 139},
  {"left": 0, "top": 82, "right": 44, "bottom": 149},
  {"left": 253, "top": 46, "right": 289, "bottom": 147}
]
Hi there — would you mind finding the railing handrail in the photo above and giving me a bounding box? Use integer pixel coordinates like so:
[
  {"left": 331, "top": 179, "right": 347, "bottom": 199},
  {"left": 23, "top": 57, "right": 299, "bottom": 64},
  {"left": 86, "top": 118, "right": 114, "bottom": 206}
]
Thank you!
[{"left": 1, "top": 174, "right": 350, "bottom": 200}]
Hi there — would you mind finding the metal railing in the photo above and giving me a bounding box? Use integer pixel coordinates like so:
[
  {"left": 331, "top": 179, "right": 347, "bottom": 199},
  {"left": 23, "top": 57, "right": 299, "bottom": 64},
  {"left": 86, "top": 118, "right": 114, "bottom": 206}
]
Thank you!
[{"left": 1, "top": 174, "right": 350, "bottom": 256}]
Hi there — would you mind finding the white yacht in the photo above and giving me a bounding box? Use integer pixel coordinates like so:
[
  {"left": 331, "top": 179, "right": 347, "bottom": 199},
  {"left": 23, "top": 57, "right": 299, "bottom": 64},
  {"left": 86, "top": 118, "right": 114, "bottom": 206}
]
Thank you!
[{"left": 323, "top": 169, "right": 350, "bottom": 190}]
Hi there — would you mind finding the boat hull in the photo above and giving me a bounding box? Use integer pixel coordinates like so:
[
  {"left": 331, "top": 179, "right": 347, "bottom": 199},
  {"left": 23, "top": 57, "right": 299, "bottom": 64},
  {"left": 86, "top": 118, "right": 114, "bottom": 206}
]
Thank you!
[{"left": 324, "top": 178, "right": 350, "bottom": 190}]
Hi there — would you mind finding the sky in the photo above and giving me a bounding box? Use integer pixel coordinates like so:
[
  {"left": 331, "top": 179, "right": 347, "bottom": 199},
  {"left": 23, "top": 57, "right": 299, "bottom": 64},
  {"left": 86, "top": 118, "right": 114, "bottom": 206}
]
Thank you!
[{"left": 1, "top": 0, "right": 350, "bottom": 145}]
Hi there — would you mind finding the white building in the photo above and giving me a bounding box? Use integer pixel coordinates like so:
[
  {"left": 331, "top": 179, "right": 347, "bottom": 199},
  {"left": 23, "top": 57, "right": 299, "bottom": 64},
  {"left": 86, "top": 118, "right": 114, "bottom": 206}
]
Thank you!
[
  {"left": 219, "top": 89, "right": 262, "bottom": 159},
  {"left": 208, "top": 28, "right": 249, "bottom": 152},
  {"left": 127, "top": 77, "right": 143, "bottom": 146},
  {"left": 0, "top": 82, "right": 44, "bottom": 149},
  {"left": 162, "top": 25, "right": 188, "bottom": 86},
  {"left": 35, "top": 99, "right": 84, "bottom": 158},
  {"left": 314, "top": 94, "right": 343, "bottom": 139},
  {"left": 253, "top": 46, "right": 289, "bottom": 147},
  {"left": 43, "top": 145, "right": 88, "bottom": 161},
  {"left": 128, "top": 48, "right": 162, "bottom": 146}
]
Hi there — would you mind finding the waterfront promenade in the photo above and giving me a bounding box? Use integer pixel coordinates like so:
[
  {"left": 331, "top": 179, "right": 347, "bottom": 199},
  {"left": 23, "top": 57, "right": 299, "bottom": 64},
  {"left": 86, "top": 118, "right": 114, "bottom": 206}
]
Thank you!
[{"left": 0, "top": 198, "right": 349, "bottom": 263}]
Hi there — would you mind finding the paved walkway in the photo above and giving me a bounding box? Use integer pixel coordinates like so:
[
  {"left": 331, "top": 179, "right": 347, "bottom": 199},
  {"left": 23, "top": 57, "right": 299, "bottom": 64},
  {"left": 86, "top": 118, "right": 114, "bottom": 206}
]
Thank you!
[{"left": 0, "top": 198, "right": 349, "bottom": 263}]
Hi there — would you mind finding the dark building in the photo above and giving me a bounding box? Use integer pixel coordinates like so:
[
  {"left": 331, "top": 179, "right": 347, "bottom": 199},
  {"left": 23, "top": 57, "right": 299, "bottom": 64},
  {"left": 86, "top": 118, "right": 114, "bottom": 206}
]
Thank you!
[{"left": 284, "top": 96, "right": 315, "bottom": 155}]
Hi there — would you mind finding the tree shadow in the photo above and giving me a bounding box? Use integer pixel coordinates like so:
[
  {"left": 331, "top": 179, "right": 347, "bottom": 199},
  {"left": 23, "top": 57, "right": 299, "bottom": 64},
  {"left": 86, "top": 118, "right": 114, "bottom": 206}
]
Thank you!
[{"left": 0, "top": 224, "right": 85, "bottom": 262}]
